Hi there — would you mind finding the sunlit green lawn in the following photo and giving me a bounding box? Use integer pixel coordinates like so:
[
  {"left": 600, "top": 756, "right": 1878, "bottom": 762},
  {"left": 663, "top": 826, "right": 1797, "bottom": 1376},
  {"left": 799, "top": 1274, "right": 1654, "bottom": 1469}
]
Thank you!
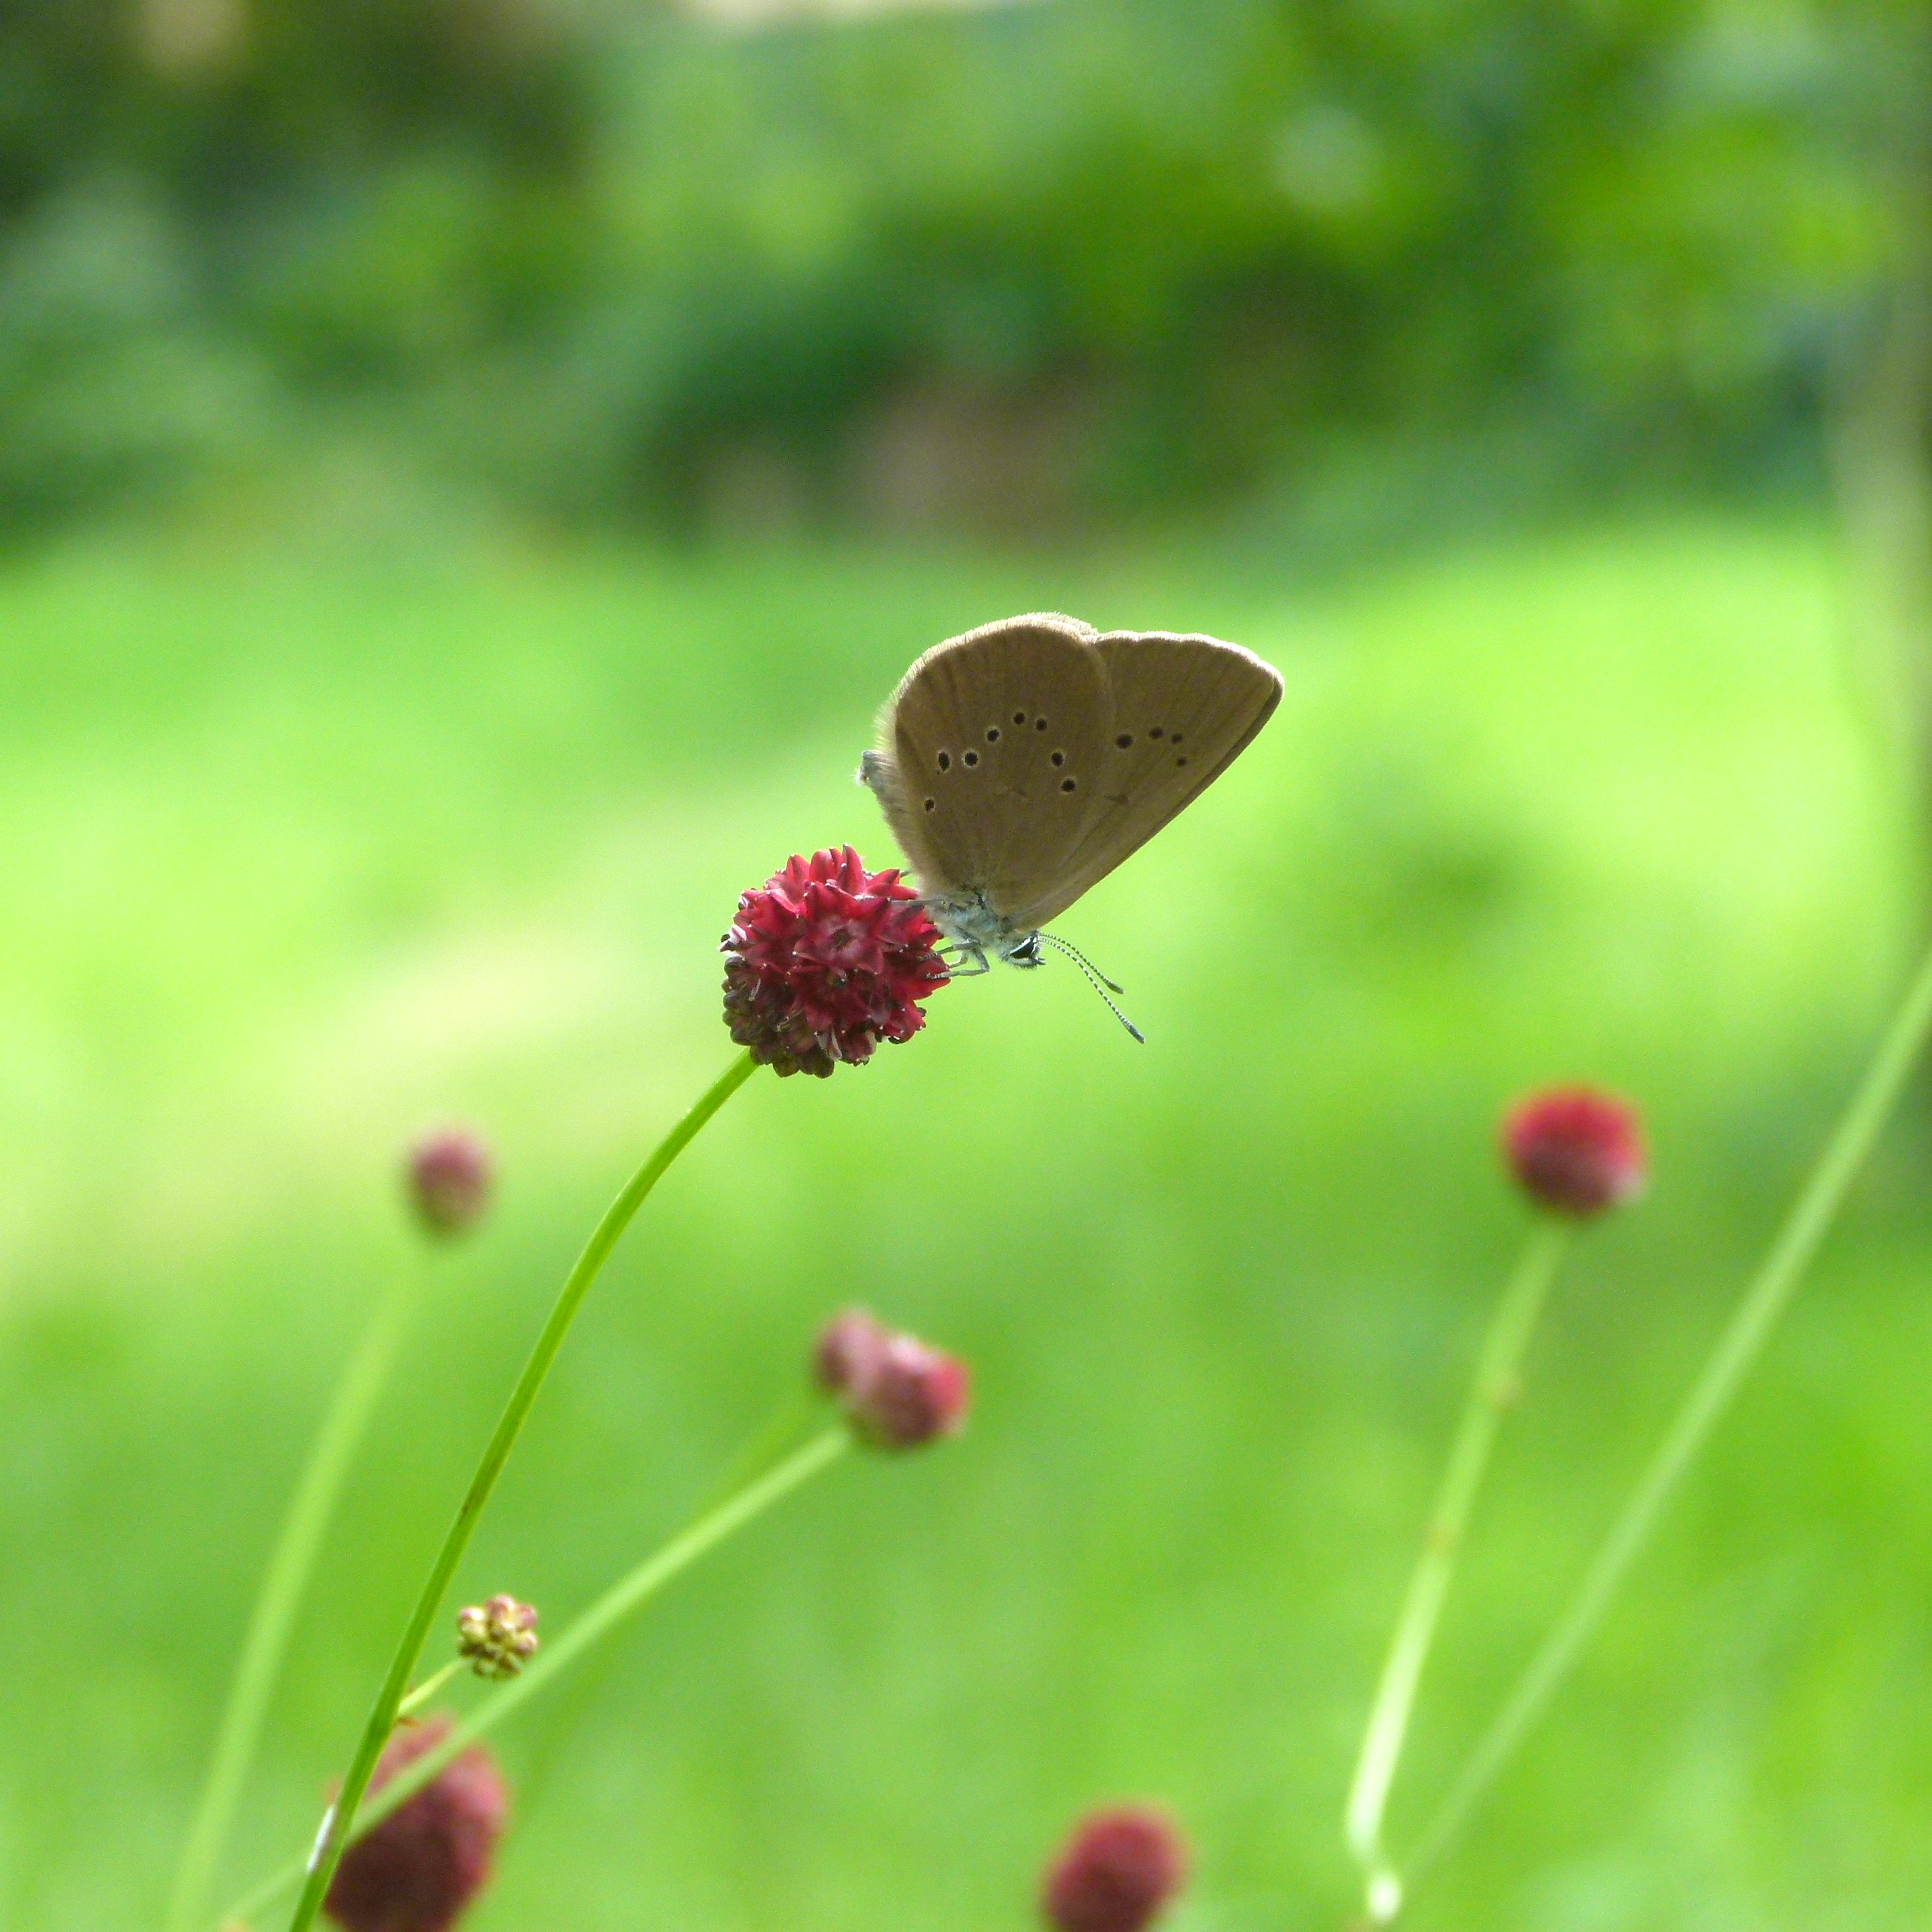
[{"left": 2, "top": 506, "right": 1928, "bottom": 1932}]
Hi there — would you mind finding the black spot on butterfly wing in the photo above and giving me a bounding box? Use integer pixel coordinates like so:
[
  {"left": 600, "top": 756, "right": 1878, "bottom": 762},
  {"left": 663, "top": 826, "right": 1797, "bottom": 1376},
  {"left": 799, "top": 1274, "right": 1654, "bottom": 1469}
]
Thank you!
[
  {"left": 1003, "top": 628, "right": 1281, "bottom": 931},
  {"left": 883, "top": 614, "right": 1113, "bottom": 914}
]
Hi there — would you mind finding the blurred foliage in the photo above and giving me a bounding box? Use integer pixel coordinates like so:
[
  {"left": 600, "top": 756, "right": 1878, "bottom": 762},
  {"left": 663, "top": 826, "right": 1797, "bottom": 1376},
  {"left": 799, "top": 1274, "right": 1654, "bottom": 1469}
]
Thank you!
[{"left": 0, "top": 0, "right": 1924, "bottom": 531}]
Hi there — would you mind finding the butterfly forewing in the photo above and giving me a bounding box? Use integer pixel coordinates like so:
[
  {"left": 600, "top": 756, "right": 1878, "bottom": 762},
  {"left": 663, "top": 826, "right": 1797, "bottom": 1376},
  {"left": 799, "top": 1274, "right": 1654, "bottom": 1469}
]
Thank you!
[
  {"left": 882, "top": 614, "right": 1114, "bottom": 914},
  {"left": 1003, "top": 631, "right": 1282, "bottom": 930}
]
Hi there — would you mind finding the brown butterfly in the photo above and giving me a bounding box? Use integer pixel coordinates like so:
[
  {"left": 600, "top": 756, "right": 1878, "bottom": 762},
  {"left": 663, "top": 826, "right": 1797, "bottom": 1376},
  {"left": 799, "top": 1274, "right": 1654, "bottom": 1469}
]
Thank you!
[{"left": 859, "top": 612, "right": 1282, "bottom": 1036}]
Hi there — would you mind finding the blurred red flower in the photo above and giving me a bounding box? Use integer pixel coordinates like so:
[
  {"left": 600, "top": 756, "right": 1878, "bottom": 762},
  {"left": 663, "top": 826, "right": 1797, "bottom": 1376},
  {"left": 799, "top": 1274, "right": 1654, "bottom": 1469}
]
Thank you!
[
  {"left": 1501, "top": 1086, "right": 1646, "bottom": 1218},
  {"left": 1041, "top": 1806, "right": 1187, "bottom": 1932},
  {"left": 325, "top": 1719, "right": 507, "bottom": 1932},
  {"left": 813, "top": 1306, "right": 971, "bottom": 1450},
  {"left": 406, "top": 1131, "right": 494, "bottom": 1237}
]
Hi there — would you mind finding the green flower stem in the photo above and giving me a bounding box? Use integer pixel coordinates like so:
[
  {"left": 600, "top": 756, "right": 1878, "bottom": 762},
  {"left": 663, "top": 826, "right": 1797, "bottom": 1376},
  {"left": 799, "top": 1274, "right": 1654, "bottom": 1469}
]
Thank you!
[
  {"left": 395, "top": 1659, "right": 465, "bottom": 1722},
  {"left": 1402, "top": 936, "right": 1932, "bottom": 1899},
  {"left": 282, "top": 1049, "right": 759, "bottom": 1932},
  {"left": 1343, "top": 1220, "right": 1570, "bottom": 1920},
  {"left": 693, "top": 1383, "right": 820, "bottom": 1513},
  {"left": 220, "top": 1426, "right": 848, "bottom": 1930},
  {"left": 165, "top": 1253, "right": 432, "bottom": 1932}
]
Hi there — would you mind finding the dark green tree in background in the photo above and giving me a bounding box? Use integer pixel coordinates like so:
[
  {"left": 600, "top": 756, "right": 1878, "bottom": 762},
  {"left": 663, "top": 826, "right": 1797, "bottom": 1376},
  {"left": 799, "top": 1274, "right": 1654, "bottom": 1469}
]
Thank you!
[{"left": 0, "top": 0, "right": 1916, "bottom": 536}]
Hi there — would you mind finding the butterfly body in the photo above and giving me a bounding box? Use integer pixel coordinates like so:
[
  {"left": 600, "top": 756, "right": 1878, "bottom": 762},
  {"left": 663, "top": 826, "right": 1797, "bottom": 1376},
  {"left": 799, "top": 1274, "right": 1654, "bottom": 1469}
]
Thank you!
[
  {"left": 844, "top": 785, "right": 1046, "bottom": 971},
  {"left": 859, "top": 612, "right": 1282, "bottom": 1010}
]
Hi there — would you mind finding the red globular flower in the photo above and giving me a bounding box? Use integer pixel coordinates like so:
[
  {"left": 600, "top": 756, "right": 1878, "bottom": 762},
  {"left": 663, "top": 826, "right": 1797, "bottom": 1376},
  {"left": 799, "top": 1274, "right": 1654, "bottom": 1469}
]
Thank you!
[
  {"left": 1501, "top": 1086, "right": 1647, "bottom": 1219},
  {"left": 407, "top": 1131, "right": 494, "bottom": 1238},
  {"left": 325, "top": 1718, "right": 508, "bottom": 1932},
  {"left": 813, "top": 1306, "right": 971, "bottom": 1450},
  {"left": 722, "top": 847, "right": 949, "bottom": 1078},
  {"left": 1042, "top": 1806, "right": 1188, "bottom": 1932}
]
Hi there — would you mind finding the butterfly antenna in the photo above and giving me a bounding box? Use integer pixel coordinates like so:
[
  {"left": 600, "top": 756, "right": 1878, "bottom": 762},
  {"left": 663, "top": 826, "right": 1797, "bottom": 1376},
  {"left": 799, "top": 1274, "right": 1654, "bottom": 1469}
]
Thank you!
[{"left": 1039, "top": 934, "right": 1145, "bottom": 1044}]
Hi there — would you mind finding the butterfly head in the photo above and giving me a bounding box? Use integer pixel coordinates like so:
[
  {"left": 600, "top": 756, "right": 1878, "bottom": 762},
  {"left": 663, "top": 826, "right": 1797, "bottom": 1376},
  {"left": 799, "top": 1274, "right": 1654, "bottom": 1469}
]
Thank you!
[{"left": 918, "top": 889, "right": 1040, "bottom": 971}]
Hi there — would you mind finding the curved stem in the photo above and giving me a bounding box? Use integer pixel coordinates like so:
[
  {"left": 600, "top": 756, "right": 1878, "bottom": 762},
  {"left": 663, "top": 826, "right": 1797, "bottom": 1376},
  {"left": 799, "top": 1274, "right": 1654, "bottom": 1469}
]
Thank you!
[
  {"left": 222, "top": 1426, "right": 847, "bottom": 1929},
  {"left": 282, "top": 1050, "right": 758, "bottom": 1932},
  {"left": 1402, "top": 936, "right": 1932, "bottom": 1896},
  {"left": 165, "top": 1253, "right": 430, "bottom": 1932},
  {"left": 1343, "top": 1222, "right": 1569, "bottom": 1919}
]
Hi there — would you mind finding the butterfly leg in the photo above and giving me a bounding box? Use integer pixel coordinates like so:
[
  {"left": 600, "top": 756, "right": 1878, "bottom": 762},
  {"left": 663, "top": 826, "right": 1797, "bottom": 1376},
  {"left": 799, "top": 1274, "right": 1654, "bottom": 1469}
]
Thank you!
[{"left": 940, "top": 943, "right": 991, "bottom": 978}]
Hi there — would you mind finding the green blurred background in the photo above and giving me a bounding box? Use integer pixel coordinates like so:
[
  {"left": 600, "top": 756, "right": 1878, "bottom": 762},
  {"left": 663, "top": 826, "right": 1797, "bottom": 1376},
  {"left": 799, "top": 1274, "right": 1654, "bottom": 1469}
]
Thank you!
[{"left": 8, "top": 2, "right": 1932, "bottom": 1928}]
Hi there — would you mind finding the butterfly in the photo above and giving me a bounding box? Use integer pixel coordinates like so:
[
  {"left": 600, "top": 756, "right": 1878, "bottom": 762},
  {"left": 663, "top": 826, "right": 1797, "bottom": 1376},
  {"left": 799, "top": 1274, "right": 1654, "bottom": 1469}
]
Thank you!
[{"left": 858, "top": 612, "right": 1282, "bottom": 1037}]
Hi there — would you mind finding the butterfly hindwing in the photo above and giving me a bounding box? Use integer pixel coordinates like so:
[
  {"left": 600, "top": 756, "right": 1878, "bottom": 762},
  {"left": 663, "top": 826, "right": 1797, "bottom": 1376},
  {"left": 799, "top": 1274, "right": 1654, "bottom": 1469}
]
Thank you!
[
  {"left": 1004, "top": 631, "right": 1282, "bottom": 930},
  {"left": 881, "top": 614, "right": 1114, "bottom": 914}
]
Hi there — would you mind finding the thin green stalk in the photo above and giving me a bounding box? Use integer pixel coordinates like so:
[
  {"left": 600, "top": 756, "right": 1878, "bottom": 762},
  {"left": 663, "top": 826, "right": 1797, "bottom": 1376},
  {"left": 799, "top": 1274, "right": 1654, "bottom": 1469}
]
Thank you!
[
  {"left": 221, "top": 1426, "right": 848, "bottom": 1930},
  {"left": 1403, "top": 937, "right": 1932, "bottom": 1897},
  {"left": 1343, "top": 1221, "right": 1569, "bottom": 1921},
  {"left": 693, "top": 1383, "right": 821, "bottom": 1513},
  {"left": 395, "top": 1659, "right": 465, "bottom": 1722},
  {"left": 282, "top": 1050, "right": 758, "bottom": 1932},
  {"left": 165, "top": 1255, "right": 430, "bottom": 1932}
]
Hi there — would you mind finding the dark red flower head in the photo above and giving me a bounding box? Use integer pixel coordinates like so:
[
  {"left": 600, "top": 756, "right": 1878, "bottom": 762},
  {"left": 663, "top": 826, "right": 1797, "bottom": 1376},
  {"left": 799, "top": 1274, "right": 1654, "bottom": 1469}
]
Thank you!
[
  {"left": 813, "top": 1306, "right": 971, "bottom": 1450},
  {"left": 325, "top": 1718, "right": 508, "bottom": 1932},
  {"left": 1501, "top": 1086, "right": 1646, "bottom": 1219},
  {"left": 1042, "top": 1806, "right": 1188, "bottom": 1932},
  {"left": 722, "top": 847, "right": 948, "bottom": 1078},
  {"left": 407, "top": 1131, "right": 494, "bottom": 1238}
]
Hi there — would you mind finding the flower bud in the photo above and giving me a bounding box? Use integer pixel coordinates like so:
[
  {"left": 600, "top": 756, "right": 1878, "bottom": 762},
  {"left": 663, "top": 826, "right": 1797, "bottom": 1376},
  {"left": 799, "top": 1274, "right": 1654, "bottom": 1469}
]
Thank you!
[
  {"left": 455, "top": 1594, "right": 539, "bottom": 1680},
  {"left": 722, "top": 847, "right": 949, "bottom": 1078},
  {"left": 813, "top": 1306, "right": 891, "bottom": 1395},
  {"left": 324, "top": 1717, "right": 507, "bottom": 1932},
  {"left": 1501, "top": 1086, "right": 1646, "bottom": 1218},
  {"left": 1042, "top": 1806, "right": 1188, "bottom": 1932},
  {"left": 813, "top": 1306, "right": 970, "bottom": 1450},
  {"left": 407, "top": 1131, "right": 494, "bottom": 1238}
]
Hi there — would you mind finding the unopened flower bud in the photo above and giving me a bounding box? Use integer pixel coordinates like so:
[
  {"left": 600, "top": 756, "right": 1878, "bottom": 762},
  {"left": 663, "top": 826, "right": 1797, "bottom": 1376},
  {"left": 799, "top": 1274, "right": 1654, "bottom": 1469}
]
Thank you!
[
  {"left": 455, "top": 1594, "right": 539, "bottom": 1680},
  {"left": 407, "top": 1131, "right": 494, "bottom": 1238},
  {"left": 813, "top": 1306, "right": 970, "bottom": 1450},
  {"left": 722, "top": 847, "right": 949, "bottom": 1078},
  {"left": 324, "top": 1717, "right": 507, "bottom": 1932},
  {"left": 1042, "top": 1806, "right": 1188, "bottom": 1932},
  {"left": 1501, "top": 1086, "right": 1646, "bottom": 1219},
  {"left": 813, "top": 1306, "right": 890, "bottom": 1394}
]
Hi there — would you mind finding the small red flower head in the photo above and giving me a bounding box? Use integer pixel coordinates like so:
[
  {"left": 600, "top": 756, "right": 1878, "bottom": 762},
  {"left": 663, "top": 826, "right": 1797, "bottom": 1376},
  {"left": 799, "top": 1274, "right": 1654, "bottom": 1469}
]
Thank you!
[
  {"left": 324, "top": 1718, "right": 508, "bottom": 1932},
  {"left": 1042, "top": 1806, "right": 1188, "bottom": 1932},
  {"left": 1501, "top": 1086, "right": 1646, "bottom": 1219},
  {"left": 722, "top": 847, "right": 948, "bottom": 1078},
  {"left": 813, "top": 1306, "right": 971, "bottom": 1450},
  {"left": 407, "top": 1131, "right": 494, "bottom": 1238}
]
